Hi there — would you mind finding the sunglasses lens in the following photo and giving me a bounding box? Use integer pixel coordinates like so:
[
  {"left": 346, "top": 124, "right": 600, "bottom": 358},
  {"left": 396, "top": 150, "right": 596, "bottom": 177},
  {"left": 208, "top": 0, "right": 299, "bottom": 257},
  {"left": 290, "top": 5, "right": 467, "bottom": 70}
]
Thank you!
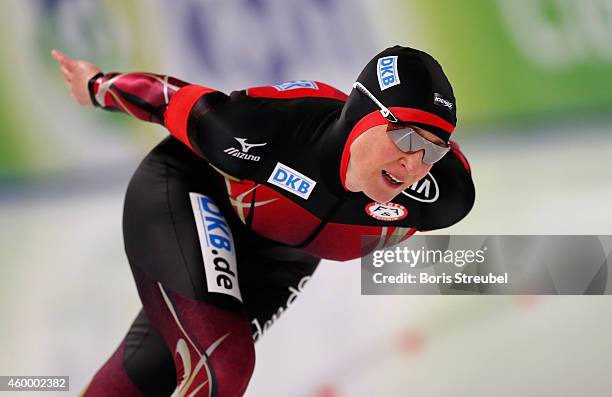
[
  {"left": 388, "top": 127, "right": 450, "bottom": 164},
  {"left": 388, "top": 128, "right": 413, "bottom": 151},
  {"left": 422, "top": 144, "right": 450, "bottom": 164},
  {"left": 422, "top": 150, "right": 442, "bottom": 165}
]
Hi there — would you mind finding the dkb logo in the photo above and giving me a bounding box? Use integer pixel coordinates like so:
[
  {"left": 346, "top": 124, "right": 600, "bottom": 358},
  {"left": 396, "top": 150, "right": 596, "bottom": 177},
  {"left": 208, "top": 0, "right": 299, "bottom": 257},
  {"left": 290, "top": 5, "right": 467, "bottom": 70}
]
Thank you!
[
  {"left": 377, "top": 55, "right": 400, "bottom": 90},
  {"left": 267, "top": 163, "right": 316, "bottom": 199}
]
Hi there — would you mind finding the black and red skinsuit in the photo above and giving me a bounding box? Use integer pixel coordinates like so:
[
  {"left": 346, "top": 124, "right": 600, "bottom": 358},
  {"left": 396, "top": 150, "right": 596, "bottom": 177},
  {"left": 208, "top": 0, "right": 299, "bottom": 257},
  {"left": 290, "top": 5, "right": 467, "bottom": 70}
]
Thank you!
[{"left": 81, "top": 46, "right": 475, "bottom": 396}]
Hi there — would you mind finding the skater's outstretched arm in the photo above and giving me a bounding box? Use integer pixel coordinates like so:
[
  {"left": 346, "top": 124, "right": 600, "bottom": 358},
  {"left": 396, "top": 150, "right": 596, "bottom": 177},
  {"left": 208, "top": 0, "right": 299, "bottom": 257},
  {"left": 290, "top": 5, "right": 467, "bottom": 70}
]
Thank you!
[
  {"left": 51, "top": 49, "right": 191, "bottom": 125},
  {"left": 51, "top": 49, "right": 278, "bottom": 181}
]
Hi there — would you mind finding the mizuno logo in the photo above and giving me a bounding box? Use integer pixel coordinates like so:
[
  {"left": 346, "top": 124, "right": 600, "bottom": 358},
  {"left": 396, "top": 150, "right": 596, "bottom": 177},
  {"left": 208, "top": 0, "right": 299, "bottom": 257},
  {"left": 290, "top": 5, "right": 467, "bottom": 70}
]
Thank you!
[
  {"left": 234, "top": 138, "right": 267, "bottom": 153},
  {"left": 224, "top": 138, "right": 267, "bottom": 162}
]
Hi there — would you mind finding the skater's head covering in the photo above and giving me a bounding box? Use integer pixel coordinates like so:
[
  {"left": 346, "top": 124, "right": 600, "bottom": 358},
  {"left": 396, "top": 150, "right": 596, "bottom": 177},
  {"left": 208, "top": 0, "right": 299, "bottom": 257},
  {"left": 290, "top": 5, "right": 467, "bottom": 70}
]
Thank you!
[{"left": 340, "top": 45, "right": 457, "bottom": 143}]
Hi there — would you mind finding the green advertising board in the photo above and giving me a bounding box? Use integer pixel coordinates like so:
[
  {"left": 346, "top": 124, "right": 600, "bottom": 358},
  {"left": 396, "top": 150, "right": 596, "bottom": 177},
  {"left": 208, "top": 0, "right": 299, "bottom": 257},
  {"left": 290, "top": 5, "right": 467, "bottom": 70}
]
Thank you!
[
  {"left": 401, "top": 0, "right": 612, "bottom": 124},
  {"left": 1, "top": 0, "right": 611, "bottom": 177}
]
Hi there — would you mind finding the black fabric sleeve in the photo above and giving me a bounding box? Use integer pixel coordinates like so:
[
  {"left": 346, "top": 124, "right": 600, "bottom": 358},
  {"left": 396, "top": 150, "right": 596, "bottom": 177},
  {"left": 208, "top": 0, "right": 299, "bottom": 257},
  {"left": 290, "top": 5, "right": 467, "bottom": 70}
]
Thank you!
[{"left": 185, "top": 91, "right": 288, "bottom": 181}]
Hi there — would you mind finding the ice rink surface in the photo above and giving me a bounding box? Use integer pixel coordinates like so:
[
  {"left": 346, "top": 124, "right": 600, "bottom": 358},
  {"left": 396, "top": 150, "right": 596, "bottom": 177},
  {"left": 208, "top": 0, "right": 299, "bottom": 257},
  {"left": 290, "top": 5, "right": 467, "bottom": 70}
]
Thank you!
[{"left": 1, "top": 122, "right": 612, "bottom": 396}]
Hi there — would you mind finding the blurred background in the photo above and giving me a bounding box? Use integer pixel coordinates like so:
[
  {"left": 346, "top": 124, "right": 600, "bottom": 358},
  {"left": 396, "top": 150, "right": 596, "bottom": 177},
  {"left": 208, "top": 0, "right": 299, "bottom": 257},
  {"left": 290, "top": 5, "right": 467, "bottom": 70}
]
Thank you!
[{"left": 1, "top": 0, "right": 612, "bottom": 396}]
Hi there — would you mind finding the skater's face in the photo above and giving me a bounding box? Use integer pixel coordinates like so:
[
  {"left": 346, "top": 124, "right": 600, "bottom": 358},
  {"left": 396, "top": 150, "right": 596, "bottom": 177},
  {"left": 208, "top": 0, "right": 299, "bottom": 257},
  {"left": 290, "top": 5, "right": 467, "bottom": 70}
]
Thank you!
[{"left": 345, "top": 123, "right": 444, "bottom": 203}]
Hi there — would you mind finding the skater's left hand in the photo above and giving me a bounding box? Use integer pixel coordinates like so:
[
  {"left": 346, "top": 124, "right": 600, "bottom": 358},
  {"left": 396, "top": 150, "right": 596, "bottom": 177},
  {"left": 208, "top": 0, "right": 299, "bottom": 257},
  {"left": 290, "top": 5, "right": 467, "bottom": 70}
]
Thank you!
[{"left": 51, "top": 49, "right": 101, "bottom": 106}]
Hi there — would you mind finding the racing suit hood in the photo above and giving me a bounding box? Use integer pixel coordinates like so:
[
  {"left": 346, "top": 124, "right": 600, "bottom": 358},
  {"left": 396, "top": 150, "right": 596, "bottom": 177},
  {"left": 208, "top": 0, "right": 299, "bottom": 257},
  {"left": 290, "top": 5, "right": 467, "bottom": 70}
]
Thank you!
[{"left": 321, "top": 45, "right": 458, "bottom": 193}]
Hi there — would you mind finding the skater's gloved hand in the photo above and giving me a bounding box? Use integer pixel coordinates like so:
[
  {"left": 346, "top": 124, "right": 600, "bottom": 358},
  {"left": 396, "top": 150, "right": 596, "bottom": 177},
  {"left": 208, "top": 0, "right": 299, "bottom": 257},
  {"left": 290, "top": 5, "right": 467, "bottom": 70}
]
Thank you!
[{"left": 51, "top": 49, "right": 101, "bottom": 106}]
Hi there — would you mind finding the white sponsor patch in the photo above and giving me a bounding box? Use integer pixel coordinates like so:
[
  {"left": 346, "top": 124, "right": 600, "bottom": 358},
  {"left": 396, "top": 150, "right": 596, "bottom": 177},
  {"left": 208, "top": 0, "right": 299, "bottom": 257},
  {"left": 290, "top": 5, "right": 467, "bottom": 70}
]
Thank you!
[
  {"left": 401, "top": 172, "right": 440, "bottom": 203},
  {"left": 189, "top": 192, "right": 242, "bottom": 302},
  {"left": 273, "top": 80, "right": 319, "bottom": 91},
  {"left": 365, "top": 202, "right": 408, "bottom": 221},
  {"left": 267, "top": 162, "right": 316, "bottom": 199},
  {"left": 377, "top": 55, "right": 400, "bottom": 90}
]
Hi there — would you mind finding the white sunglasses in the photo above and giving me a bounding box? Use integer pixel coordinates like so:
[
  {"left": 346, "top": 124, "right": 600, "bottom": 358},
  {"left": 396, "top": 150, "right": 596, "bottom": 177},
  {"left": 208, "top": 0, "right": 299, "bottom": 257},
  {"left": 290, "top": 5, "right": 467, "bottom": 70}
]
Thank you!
[{"left": 353, "top": 82, "right": 450, "bottom": 165}]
